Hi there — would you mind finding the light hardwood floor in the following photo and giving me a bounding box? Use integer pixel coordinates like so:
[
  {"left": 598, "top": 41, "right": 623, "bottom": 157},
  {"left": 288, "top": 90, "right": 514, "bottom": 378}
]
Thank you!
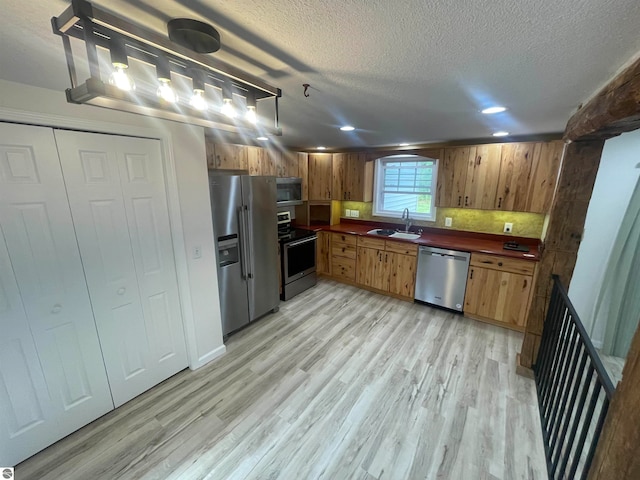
[{"left": 16, "top": 279, "right": 547, "bottom": 480}]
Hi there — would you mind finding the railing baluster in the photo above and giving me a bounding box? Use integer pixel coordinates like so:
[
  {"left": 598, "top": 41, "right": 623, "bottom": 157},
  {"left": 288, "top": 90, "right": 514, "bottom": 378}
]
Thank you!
[
  {"left": 533, "top": 275, "right": 615, "bottom": 480},
  {"left": 548, "top": 323, "right": 579, "bottom": 455},
  {"left": 569, "top": 379, "right": 603, "bottom": 479},
  {"left": 556, "top": 365, "right": 595, "bottom": 479}
]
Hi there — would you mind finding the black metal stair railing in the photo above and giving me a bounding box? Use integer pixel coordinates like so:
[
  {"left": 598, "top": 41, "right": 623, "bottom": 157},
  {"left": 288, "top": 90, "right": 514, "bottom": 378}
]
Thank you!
[{"left": 534, "top": 275, "right": 615, "bottom": 480}]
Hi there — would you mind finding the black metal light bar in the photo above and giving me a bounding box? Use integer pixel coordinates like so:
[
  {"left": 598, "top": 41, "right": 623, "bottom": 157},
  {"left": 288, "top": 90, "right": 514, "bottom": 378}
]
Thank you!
[
  {"left": 533, "top": 275, "right": 615, "bottom": 480},
  {"left": 51, "top": 0, "right": 282, "bottom": 136}
]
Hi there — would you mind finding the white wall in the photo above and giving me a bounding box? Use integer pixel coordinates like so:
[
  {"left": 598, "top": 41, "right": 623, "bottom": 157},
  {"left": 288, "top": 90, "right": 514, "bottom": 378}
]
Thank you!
[
  {"left": 0, "top": 79, "right": 225, "bottom": 368},
  {"left": 569, "top": 129, "right": 640, "bottom": 347}
]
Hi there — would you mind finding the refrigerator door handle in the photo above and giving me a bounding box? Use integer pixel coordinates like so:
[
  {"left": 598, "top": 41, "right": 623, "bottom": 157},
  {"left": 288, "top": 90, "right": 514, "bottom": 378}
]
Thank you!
[
  {"left": 237, "top": 206, "right": 248, "bottom": 280},
  {"left": 243, "top": 205, "right": 254, "bottom": 279}
]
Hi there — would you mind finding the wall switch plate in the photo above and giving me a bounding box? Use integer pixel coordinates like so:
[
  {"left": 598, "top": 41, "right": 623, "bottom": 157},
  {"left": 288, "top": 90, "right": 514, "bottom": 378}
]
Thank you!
[
  {"left": 504, "top": 222, "right": 513, "bottom": 233},
  {"left": 193, "top": 246, "right": 202, "bottom": 259},
  {"left": 345, "top": 209, "right": 352, "bottom": 217},
  {"left": 445, "top": 217, "right": 453, "bottom": 227},
  {"left": 352, "top": 210, "right": 360, "bottom": 218}
]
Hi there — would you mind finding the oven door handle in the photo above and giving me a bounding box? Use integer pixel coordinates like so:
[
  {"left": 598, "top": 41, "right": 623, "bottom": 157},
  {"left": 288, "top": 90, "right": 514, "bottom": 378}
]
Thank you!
[{"left": 285, "top": 236, "right": 318, "bottom": 248}]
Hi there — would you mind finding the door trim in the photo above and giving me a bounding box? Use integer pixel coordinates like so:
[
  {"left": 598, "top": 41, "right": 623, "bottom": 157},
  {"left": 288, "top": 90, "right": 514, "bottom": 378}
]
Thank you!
[{"left": 0, "top": 107, "right": 224, "bottom": 370}]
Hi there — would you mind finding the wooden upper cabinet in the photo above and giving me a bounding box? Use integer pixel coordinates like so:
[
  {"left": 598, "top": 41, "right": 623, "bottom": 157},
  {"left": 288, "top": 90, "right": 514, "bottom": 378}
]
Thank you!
[
  {"left": 464, "top": 144, "right": 502, "bottom": 209},
  {"left": 495, "top": 140, "right": 564, "bottom": 213},
  {"left": 437, "top": 147, "right": 474, "bottom": 208},
  {"left": 494, "top": 143, "right": 535, "bottom": 211},
  {"left": 308, "top": 153, "right": 333, "bottom": 200},
  {"left": 524, "top": 140, "right": 564, "bottom": 213},
  {"left": 332, "top": 153, "right": 346, "bottom": 201},
  {"left": 346, "top": 154, "right": 373, "bottom": 202},
  {"left": 210, "top": 142, "right": 248, "bottom": 171},
  {"left": 332, "top": 153, "right": 373, "bottom": 202},
  {"left": 298, "top": 152, "right": 309, "bottom": 201}
]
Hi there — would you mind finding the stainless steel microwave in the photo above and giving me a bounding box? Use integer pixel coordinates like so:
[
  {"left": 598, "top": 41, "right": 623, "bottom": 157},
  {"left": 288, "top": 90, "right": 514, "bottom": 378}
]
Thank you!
[{"left": 276, "top": 177, "right": 303, "bottom": 206}]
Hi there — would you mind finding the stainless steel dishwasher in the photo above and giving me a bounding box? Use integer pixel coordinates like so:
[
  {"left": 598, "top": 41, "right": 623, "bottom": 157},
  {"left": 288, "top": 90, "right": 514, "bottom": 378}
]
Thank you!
[{"left": 414, "top": 246, "right": 470, "bottom": 312}]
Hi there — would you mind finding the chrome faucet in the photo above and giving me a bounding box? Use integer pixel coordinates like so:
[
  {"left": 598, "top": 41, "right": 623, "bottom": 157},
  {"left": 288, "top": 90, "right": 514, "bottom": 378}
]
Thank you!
[{"left": 401, "top": 208, "right": 412, "bottom": 232}]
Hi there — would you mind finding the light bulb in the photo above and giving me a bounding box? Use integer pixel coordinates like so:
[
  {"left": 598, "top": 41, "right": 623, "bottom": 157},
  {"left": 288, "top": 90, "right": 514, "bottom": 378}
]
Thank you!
[
  {"left": 245, "top": 105, "right": 257, "bottom": 124},
  {"left": 157, "top": 79, "right": 177, "bottom": 103},
  {"left": 109, "top": 65, "right": 135, "bottom": 91},
  {"left": 190, "top": 89, "right": 207, "bottom": 111},
  {"left": 221, "top": 98, "right": 236, "bottom": 118}
]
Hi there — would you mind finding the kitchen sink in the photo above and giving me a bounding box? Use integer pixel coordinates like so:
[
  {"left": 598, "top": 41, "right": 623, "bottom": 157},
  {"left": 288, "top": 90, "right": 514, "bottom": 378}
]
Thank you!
[
  {"left": 390, "top": 232, "right": 421, "bottom": 240},
  {"left": 366, "top": 229, "right": 396, "bottom": 236},
  {"left": 367, "top": 229, "right": 421, "bottom": 240}
]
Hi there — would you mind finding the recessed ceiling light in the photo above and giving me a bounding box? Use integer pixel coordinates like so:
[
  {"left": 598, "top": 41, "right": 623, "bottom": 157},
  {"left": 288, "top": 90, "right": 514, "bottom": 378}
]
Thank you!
[
  {"left": 482, "top": 106, "right": 507, "bottom": 114},
  {"left": 256, "top": 136, "right": 268, "bottom": 141},
  {"left": 493, "top": 131, "right": 510, "bottom": 137},
  {"left": 340, "top": 125, "right": 355, "bottom": 131},
  {"left": 317, "top": 146, "right": 326, "bottom": 150},
  {"left": 399, "top": 143, "right": 410, "bottom": 147}
]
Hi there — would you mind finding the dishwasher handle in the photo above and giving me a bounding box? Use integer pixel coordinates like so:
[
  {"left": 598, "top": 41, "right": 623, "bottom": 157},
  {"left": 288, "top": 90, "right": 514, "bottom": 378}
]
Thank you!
[{"left": 420, "top": 250, "right": 468, "bottom": 262}]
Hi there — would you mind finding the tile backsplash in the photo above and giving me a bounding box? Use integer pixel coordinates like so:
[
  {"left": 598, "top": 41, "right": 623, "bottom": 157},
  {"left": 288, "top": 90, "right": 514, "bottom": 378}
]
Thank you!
[{"left": 341, "top": 201, "right": 545, "bottom": 238}]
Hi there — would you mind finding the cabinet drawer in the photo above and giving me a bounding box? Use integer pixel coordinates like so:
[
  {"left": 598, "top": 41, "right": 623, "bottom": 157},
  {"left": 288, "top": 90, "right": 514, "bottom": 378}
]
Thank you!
[
  {"left": 470, "top": 252, "right": 535, "bottom": 275},
  {"left": 357, "top": 236, "right": 386, "bottom": 250},
  {"left": 331, "top": 243, "right": 356, "bottom": 259},
  {"left": 385, "top": 240, "right": 418, "bottom": 256},
  {"left": 331, "top": 232, "right": 357, "bottom": 246},
  {"left": 332, "top": 257, "right": 356, "bottom": 280}
]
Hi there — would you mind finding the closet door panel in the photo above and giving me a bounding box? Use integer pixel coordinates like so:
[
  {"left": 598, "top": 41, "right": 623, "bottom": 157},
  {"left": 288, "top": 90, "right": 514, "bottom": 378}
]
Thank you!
[
  {"left": 0, "top": 123, "right": 113, "bottom": 466},
  {"left": 55, "top": 130, "right": 186, "bottom": 407},
  {"left": 117, "top": 137, "right": 187, "bottom": 375}
]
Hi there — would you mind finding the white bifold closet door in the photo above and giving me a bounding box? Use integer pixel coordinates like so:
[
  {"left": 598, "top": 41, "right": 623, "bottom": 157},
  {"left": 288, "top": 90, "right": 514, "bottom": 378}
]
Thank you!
[
  {"left": 0, "top": 124, "right": 113, "bottom": 467},
  {"left": 54, "top": 130, "right": 187, "bottom": 408}
]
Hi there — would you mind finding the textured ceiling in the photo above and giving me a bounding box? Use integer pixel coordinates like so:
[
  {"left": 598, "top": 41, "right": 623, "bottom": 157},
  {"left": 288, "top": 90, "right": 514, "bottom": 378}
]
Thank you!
[{"left": 2, "top": 0, "right": 640, "bottom": 149}]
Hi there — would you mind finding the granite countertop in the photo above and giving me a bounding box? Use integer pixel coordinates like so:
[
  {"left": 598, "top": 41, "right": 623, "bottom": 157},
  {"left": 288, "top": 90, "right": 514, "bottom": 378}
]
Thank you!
[{"left": 303, "top": 221, "right": 541, "bottom": 261}]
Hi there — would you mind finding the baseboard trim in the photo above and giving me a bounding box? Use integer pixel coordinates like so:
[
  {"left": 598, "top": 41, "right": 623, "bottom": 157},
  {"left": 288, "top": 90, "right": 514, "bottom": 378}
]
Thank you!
[
  {"left": 516, "top": 353, "right": 535, "bottom": 379},
  {"left": 190, "top": 344, "right": 227, "bottom": 370}
]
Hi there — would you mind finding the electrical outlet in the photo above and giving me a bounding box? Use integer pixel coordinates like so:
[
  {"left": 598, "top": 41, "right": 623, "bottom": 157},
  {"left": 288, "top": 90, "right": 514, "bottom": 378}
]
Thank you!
[
  {"left": 352, "top": 210, "right": 360, "bottom": 218},
  {"left": 445, "top": 217, "right": 453, "bottom": 227},
  {"left": 504, "top": 222, "right": 513, "bottom": 233},
  {"left": 345, "top": 209, "right": 351, "bottom": 217},
  {"left": 193, "top": 246, "right": 202, "bottom": 259}
]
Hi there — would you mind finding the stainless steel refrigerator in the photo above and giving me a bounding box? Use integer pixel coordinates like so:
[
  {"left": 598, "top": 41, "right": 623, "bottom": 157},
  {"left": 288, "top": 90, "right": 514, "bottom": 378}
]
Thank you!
[{"left": 209, "top": 174, "right": 280, "bottom": 335}]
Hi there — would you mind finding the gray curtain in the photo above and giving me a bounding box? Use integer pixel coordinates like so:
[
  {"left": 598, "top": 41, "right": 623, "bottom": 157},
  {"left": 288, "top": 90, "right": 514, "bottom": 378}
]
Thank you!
[{"left": 594, "top": 176, "right": 640, "bottom": 358}]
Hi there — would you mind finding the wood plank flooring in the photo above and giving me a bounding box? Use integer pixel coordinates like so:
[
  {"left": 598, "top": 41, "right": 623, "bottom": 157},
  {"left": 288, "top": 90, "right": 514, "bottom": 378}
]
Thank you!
[{"left": 16, "top": 279, "right": 547, "bottom": 480}]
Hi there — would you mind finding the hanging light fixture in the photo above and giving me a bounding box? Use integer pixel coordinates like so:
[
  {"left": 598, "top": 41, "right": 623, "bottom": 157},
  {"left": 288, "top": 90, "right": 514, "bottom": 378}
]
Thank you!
[
  {"left": 245, "top": 92, "right": 257, "bottom": 124},
  {"left": 108, "top": 38, "right": 135, "bottom": 91},
  {"left": 51, "top": 0, "right": 282, "bottom": 136},
  {"left": 221, "top": 80, "right": 236, "bottom": 118},
  {"left": 189, "top": 69, "right": 208, "bottom": 111},
  {"left": 156, "top": 56, "right": 177, "bottom": 103}
]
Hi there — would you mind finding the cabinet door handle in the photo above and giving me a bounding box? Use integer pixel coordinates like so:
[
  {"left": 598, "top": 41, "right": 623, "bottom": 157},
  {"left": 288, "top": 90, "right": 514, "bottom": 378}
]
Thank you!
[
  {"left": 465, "top": 196, "right": 469, "bottom": 206},
  {"left": 385, "top": 254, "right": 388, "bottom": 262},
  {"left": 498, "top": 197, "right": 502, "bottom": 208},
  {"left": 458, "top": 196, "right": 461, "bottom": 206},
  {"left": 117, "top": 287, "right": 126, "bottom": 295},
  {"left": 470, "top": 269, "right": 473, "bottom": 280},
  {"left": 498, "top": 262, "right": 503, "bottom": 267},
  {"left": 51, "top": 304, "right": 62, "bottom": 314}
]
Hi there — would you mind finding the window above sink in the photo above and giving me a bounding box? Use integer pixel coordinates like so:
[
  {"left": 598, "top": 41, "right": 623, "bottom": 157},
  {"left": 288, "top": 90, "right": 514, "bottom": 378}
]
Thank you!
[{"left": 372, "top": 155, "right": 438, "bottom": 222}]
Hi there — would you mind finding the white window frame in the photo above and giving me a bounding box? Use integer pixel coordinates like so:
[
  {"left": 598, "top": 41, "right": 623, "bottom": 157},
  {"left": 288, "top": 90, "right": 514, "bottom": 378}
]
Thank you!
[{"left": 372, "top": 154, "right": 438, "bottom": 221}]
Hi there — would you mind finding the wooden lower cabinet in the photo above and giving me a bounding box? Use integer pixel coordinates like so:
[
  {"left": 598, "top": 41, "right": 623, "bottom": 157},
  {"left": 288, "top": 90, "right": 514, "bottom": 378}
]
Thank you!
[
  {"left": 464, "top": 253, "right": 534, "bottom": 330},
  {"left": 356, "top": 242, "right": 417, "bottom": 299},
  {"left": 316, "top": 231, "right": 331, "bottom": 275},
  {"left": 388, "top": 252, "right": 417, "bottom": 298},
  {"left": 356, "top": 247, "right": 389, "bottom": 291}
]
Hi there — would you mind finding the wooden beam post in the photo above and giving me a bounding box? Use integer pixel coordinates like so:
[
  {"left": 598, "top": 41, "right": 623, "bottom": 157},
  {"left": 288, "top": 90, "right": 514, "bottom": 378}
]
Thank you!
[
  {"left": 518, "top": 139, "right": 604, "bottom": 369},
  {"left": 564, "top": 56, "right": 640, "bottom": 142}
]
